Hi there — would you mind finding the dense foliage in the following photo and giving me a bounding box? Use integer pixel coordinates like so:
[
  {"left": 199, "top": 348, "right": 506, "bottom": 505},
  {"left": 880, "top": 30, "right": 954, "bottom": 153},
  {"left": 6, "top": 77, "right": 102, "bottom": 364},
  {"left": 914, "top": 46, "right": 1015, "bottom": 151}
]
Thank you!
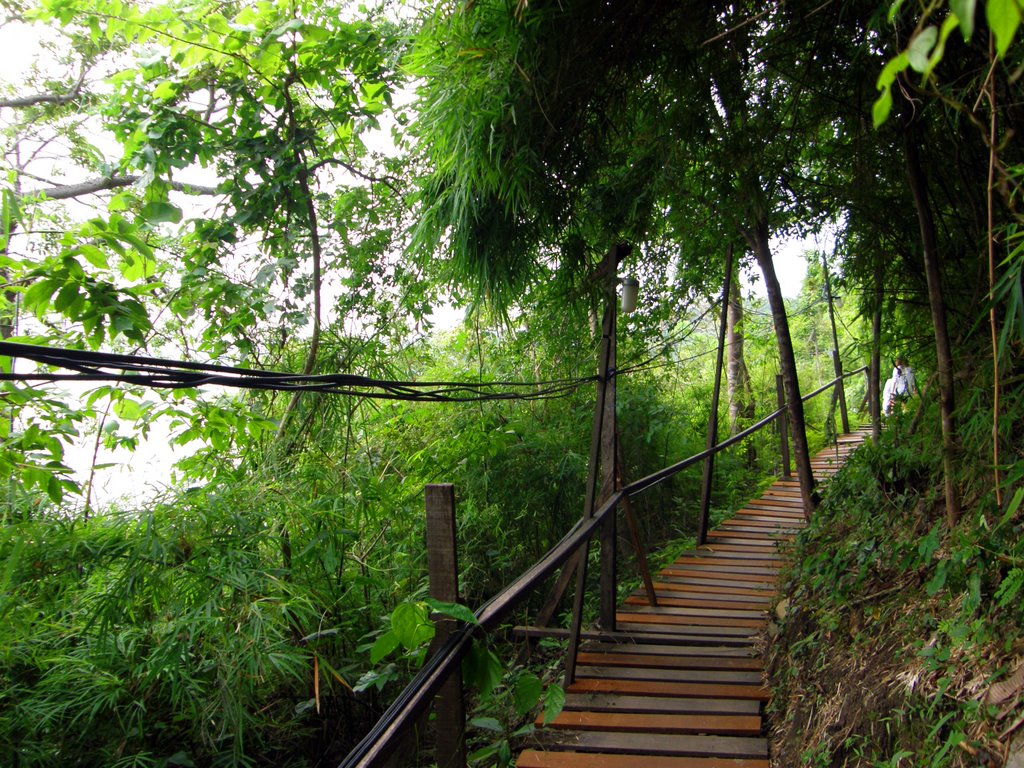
[{"left": 1, "top": 0, "right": 1023, "bottom": 765}]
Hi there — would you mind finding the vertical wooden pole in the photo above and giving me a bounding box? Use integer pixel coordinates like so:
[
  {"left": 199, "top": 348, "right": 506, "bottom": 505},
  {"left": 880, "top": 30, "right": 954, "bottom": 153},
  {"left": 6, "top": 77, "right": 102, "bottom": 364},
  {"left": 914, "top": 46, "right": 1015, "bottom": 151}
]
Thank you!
[
  {"left": 616, "top": 438, "right": 656, "bottom": 607},
  {"left": 598, "top": 301, "right": 617, "bottom": 630},
  {"left": 699, "top": 245, "right": 733, "bottom": 546},
  {"left": 821, "top": 253, "right": 850, "bottom": 434},
  {"left": 425, "top": 485, "right": 466, "bottom": 768},
  {"left": 776, "top": 374, "right": 791, "bottom": 477},
  {"left": 567, "top": 244, "right": 623, "bottom": 684}
]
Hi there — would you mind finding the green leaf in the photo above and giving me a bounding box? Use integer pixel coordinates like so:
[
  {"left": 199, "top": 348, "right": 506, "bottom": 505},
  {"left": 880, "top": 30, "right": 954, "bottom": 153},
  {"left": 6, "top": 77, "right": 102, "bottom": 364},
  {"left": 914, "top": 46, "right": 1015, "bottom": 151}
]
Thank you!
[
  {"left": 390, "top": 602, "right": 433, "bottom": 650},
  {"left": 140, "top": 201, "right": 183, "bottom": 224},
  {"left": 987, "top": 0, "right": 1022, "bottom": 58},
  {"left": 994, "top": 487, "right": 1024, "bottom": 531},
  {"left": 469, "top": 716, "right": 503, "bottom": 733},
  {"left": 462, "top": 641, "right": 503, "bottom": 697},
  {"left": 424, "top": 597, "right": 479, "bottom": 625},
  {"left": 926, "top": 560, "right": 949, "bottom": 596},
  {"left": 152, "top": 80, "right": 177, "bottom": 101},
  {"left": 513, "top": 673, "right": 543, "bottom": 715},
  {"left": 543, "top": 684, "right": 565, "bottom": 725},
  {"left": 952, "top": 0, "right": 977, "bottom": 39},
  {"left": 873, "top": 87, "right": 894, "bottom": 129},
  {"left": 370, "top": 631, "right": 400, "bottom": 664},
  {"left": 76, "top": 244, "right": 109, "bottom": 269},
  {"left": 922, "top": 16, "right": 962, "bottom": 79},
  {"left": 995, "top": 568, "right": 1024, "bottom": 609},
  {"left": 906, "top": 26, "right": 938, "bottom": 72},
  {"left": 113, "top": 398, "right": 144, "bottom": 420}
]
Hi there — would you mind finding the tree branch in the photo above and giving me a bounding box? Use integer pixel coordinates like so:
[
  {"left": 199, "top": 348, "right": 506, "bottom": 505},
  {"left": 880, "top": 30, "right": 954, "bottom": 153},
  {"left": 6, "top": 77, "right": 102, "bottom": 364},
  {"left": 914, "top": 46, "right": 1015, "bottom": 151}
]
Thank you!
[
  {"left": 20, "top": 174, "right": 219, "bottom": 201},
  {"left": 306, "top": 157, "right": 399, "bottom": 191},
  {"left": 0, "top": 68, "right": 88, "bottom": 109}
]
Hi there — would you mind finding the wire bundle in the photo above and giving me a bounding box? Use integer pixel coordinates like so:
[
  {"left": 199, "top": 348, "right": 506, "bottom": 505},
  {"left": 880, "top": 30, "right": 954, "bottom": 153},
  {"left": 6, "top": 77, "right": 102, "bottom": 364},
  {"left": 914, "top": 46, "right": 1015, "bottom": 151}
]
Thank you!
[{"left": 0, "top": 341, "right": 598, "bottom": 403}]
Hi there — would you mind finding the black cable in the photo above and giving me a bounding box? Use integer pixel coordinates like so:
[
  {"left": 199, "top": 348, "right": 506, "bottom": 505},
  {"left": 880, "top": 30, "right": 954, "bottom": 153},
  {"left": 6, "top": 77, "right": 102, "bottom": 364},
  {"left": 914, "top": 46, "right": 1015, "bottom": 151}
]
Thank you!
[{"left": 0, "top": 341, "right": 599, "bottom": 404}]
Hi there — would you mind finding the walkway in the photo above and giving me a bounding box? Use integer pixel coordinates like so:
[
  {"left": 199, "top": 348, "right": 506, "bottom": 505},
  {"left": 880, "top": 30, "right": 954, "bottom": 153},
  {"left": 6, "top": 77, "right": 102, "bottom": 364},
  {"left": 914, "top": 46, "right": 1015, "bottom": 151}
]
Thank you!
[{"left": 516, "top": 428, "right": 870, "bottom": 768}]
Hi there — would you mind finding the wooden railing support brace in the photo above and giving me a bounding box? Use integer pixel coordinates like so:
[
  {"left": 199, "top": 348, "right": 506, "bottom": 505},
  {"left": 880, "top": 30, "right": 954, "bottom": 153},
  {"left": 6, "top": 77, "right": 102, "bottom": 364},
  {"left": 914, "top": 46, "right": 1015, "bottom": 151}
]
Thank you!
[
  {"left": 698, "top": 246, "right": 733, "bottom": 546},
  {"left": 776, "top": 374, "right": 791, "bottom": 477},
  {"left": 425, "top": 484, "right": 466, "bottom": 768}
]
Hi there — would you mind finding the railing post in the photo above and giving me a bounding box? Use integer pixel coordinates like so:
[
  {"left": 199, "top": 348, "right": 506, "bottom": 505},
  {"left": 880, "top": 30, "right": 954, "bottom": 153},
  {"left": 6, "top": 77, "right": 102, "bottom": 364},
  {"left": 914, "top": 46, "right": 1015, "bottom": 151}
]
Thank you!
[
  {"left": 424, "top": 484, "right": 466, "bottom": 768},
  {"left": 699, "top": 245, "right": 733, "bottom": 546},
  {"left": 831, "top": 350, "right": 849, "bottom": 434},
  {"left": 776, "top": 374, "right": 791, "bottom": 477}
]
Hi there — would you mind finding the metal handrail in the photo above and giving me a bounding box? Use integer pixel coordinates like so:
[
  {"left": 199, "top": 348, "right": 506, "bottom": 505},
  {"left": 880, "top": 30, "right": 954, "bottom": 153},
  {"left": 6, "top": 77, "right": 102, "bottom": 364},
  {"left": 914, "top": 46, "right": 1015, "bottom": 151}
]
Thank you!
[{"left": 337, "top": 365, "right": 865, "bottom": 768}]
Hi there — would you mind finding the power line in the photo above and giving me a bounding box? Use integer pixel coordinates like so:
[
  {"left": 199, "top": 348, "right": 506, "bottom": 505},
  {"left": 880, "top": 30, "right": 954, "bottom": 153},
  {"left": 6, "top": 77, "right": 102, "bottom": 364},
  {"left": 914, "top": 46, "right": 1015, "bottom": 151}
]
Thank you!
[{"left": 0, "top": 341, "right": 599, "bottom": 404}]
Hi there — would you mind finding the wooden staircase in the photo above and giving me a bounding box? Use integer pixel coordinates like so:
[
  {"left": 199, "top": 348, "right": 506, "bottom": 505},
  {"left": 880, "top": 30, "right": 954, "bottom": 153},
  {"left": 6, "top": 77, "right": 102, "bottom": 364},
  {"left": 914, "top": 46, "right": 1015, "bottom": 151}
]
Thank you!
[{"left": 516, "top": 428, "right": 870, "bottom": 768}]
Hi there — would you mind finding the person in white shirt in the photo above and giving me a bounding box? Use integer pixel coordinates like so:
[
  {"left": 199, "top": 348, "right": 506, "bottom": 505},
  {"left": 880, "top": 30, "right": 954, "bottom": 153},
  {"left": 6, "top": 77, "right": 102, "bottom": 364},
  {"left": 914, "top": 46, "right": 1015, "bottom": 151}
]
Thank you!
[{"left": 883, "top": 356, "right": 917, "bottom": 415}]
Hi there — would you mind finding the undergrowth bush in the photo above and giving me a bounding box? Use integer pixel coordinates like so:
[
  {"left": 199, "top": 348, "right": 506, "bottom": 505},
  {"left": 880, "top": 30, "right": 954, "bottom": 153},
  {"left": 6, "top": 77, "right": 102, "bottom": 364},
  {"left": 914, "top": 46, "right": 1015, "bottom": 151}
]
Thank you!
[{"left": 768, "top": 409, "right": 1024, "bottom": 767}]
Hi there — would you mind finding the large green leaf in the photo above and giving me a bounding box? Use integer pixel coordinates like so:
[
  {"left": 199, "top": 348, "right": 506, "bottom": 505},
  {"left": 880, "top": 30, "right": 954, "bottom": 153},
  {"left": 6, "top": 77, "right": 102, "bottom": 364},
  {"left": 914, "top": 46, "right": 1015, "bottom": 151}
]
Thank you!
[
  {"left": 140, "top": 201, "right": 183, "bottom": 224},
  {"left": 987, "top": 0, "right": 1022, "bottom": 58}
]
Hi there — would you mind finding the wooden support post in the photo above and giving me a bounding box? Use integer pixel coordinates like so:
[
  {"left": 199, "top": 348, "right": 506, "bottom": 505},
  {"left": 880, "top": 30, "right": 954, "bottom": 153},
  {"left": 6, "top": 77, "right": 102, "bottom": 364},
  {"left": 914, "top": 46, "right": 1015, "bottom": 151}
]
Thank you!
[
  {"left": 566, "top": 243, "right": 626, "bottom": 682},
  {"left": 698, "top": 246, "right": 733, "bottom": 546},
  {"left": 424, "top": 485, "right": 466, "bottom": 768},
  {"left": 776, "top": 374, "right": 791, "bottom": 477},
  {"left": 832, "top": 350, "right": 849, "bottom": 433},
  {"left": 598, "top": 304, "right": 617, "bottom": 630},
  {"left": 616, "top": 438, "right": 656, "bottom": 607}
]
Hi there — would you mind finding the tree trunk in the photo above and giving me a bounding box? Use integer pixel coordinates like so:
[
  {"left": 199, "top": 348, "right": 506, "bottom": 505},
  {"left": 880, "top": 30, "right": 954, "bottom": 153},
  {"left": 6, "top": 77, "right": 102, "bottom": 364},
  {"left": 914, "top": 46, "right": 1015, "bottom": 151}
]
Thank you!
[
  {"left": 870, "top": 261, "right": 883, "bottom": 442},
  {"left": 746, "top": 220, "right": 817, "bottom": 516},
  {"left": 725, "top": 269, "right": 756, "bottom": 466},
  {"left": 904, "top": 125, "right": 962, "bottom": 527}
]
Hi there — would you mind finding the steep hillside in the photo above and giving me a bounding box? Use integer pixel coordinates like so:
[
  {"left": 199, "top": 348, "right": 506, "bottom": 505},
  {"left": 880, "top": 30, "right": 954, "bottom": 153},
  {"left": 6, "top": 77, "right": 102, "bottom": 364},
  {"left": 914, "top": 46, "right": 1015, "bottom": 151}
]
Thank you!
[{"left": 767, "top": 410, "right": 1024, "bottom": 767}]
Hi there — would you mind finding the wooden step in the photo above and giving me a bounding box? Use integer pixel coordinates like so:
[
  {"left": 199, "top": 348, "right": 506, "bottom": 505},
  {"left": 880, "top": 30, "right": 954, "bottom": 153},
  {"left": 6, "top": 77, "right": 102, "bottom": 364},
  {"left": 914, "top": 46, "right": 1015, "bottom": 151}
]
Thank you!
[
  {"left": 615, "top": 612, "right": 765, "bottom": 630},
  {"left": 562, "top": 693, "right": 759, "bottom": 716},
  {"left": 532, "top": 731, "right": 768, "bottom": 759},
  {"left": 624, "top": 595, "right": 769, "bottom": 611},
  {"left": 576, "top": 651, "right": 761, "bottom": 671},
  {"left": 575, "top": 666, "right": 762, "bottom": 685},
  {"left": 538, "top": 711, "right": 763, "bottom": 736},
  {"left": 579, "top": 643, "right": 756, "bottom": 659},
  {"left": 518, "top": 749, "right": 770, "bottom": 768}
]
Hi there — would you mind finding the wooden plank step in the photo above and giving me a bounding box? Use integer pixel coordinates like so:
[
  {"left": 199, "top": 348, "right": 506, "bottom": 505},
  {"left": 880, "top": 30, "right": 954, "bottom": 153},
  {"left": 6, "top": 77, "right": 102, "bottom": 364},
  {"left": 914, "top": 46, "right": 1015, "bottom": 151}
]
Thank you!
[
  {"left": 724, "top": 513, "right": 803, "bottom": 525},
  {"left": 717, "top": 522, "right": 800, "bottom": 534},
  {"left": 612, "top": 624, "right": 757, "bottom": 645},
  {"left": 726, "top": 516, "right": 802, "bottom": 528},
  {"left": 668, "top": 561, "right": 780, "bottom": 576},
  {"left": 579, "top": 642, "right": 755, "bottom": 658},
  {"left": 652, "top": 580, "right": 775, "bottom": 597},
  {"left": 692, "top": 547, "right": 785, "bottom": 560},
  {"left": 517, "top": 748, "right": 770, "bottom": 768},
  {"left": 624, "top": 595, "right": 769, "bottom": 611},
  {"left": 533, "top": 730, "right": 768, "bottom": 759},
  {"left": 538, "top": 711, "right": 762, "bottom": 736},
  {"left": 704, "top": 533, "right": 791, "bottom": 545},
  {"left": 694, "top": 549, "right": 782, "bottom": 560},
  {"left": 615, "top": 612, "right": 765, "bottom": 630},
  {"left": 568, "top": 678, "right": 768, "bottom": 701},
  {"left": 576, "top": 666, "right": 762, "bottom": 685},
  {"left": 562, "top": 693, "right": 759, "bottom": 716},
  {"left": 617, "top": 605, "right": 766, "bottom": 620},
  {"left": 576, "top": 651, "right": 761, "bottom": 671},
  {"left": 741, "top": 501, "right": 803, "bottom": 512},
  {"left": 671, "top": 557, "right": 782, "bottom": 569},
  {"left": 658, "top": 568, "right": 778, "bottom": 585},
  {"left": 513, "top": 626, "right": 755, "bottom": 648}
]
